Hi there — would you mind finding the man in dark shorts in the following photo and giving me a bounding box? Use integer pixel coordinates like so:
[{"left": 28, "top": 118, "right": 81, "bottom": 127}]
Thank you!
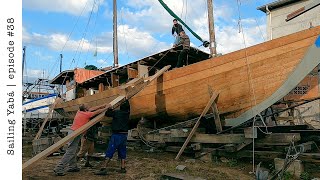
[{"left": 95, "top": 100, "right": 130, "bottom": 175}]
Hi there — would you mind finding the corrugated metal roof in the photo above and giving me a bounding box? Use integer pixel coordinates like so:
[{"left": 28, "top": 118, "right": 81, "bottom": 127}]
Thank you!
[{"left": 257, "top": 0, "right": 302, "bottom": 13}]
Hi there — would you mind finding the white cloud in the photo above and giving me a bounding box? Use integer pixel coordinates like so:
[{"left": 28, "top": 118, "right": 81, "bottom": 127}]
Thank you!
[
  {"left": 23, "top": 0, "right": 104, "bottom": 15},
  {"left": 33, "top": 51, "right": 53, "bottom": 61},
  {"left": 23, "top": 0, "right": 268, "bottom": 64},
  {"left": 23, "top": 27, "right": 113, "bottom": 54},
  {"left": 117, "top": 25, "right": 169, "bottom": 58},
  {"left": 121, "top": 0, "right": 235, "bottom": 34},
  {"left": 23, "top": 24, "right": 169, "bottom": 63},
  {"left": 96, "top": 59, "right": 109, "bottom": 65},
  {"left": 23, "top": 69, "right": 47, "bottom": 81}
]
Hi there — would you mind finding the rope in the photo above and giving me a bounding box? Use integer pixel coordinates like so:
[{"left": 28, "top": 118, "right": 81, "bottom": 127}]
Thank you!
[
  {"left": 254, "top": 18, "right": 266, "bottom": 42},
  {"left": 185, "top": 0, "right": 188, "bottom": 23},
  {"left": 140, "top": 49, "right": 171, "bottom": 78},
  {"left": 136, "top": 123, "right": 158, "bottom": 148},
  {"left": 120, "top": 9, "right": 130, "bottom": 62},
  {"left": 59, "top": 0, "right": 90, "bottom": 54},
  {"left": 236, "top": 0, "right": 270, "bottom": 174},
  {"left": 84, "top": 0, "right": 101, "bottom": 66},
  {"left": 60, "top": 1, "right": 97, "bottom": 87}
]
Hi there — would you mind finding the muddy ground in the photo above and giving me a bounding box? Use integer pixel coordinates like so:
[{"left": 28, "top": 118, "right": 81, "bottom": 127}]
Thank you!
[{"left": 23, "top": 143, "right": 256, "bottom": 180}]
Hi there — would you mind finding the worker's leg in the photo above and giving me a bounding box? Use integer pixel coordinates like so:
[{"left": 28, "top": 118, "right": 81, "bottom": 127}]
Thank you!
[
  {"left": 117, "top": 134, "right": 127, "bottom": 173},
  {"left": 54, "top": 134, "right": 81, "bottom": 175},
  {"left": 183, "top": 49, "right": 189, "bottom": 66},
  {"left": 95, "top": 134, "right": 117, "bottom": 175},
  {"left": 176, "top": 51, "right": 183, "bottom": 68},
  {"left": 85, "top": 139, "right": 95, "bottom": 167},
  {"left": 176, "top": 49, "right": 187, "bottom": 68},
  {"left": 77, "top": 136, "right": 88, "bottom": 159}
]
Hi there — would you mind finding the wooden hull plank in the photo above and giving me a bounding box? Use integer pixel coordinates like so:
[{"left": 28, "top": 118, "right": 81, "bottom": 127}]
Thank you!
[{"left": 225, "top": 35, "right": 320, "bottom": 127}]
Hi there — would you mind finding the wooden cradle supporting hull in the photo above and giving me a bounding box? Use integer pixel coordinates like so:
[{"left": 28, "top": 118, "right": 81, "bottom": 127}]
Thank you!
[{"left": 54, "top": 26, "right": 320, "bottom": 126}]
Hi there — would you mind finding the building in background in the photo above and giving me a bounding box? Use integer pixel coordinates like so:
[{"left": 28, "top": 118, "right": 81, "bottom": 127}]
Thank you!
[
  {"left": 258, "top": 0, "right": 320, "bottom": 40},
  {"left": 258, "top": 0, "right": 320, "bottom": 128}
]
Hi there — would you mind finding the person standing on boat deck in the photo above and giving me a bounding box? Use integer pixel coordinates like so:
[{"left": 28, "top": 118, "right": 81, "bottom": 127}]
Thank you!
[
  {"left": 53, "top": 103, "right": 110, "bottom": 176},
  {"left": 176, "top": 31, "right": 190, "bottom": 68},
  {"left": 172, "top": 19, "right": 184, "bottom": 46},
  {"left": 95, "top": 100, "right": 130, "bottom": 175}
]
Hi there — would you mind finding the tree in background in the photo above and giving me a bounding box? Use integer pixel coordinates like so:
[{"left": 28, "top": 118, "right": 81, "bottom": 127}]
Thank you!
[{"left": 84, "top": 65, "right": 98, "bottom": 70}]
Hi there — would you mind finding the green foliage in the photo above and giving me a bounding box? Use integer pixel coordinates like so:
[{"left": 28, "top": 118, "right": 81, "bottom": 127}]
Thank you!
[
  {"left": 283, "top": 172, "right": 293, "bottom": 180},
  {"left": 84, "top": 65, "right": 98, "bottom": 70},
  {"left": 300, "top": 172, "right": 311, "bottom": 180},
  {"left": 228, "top": 158, "right": 238, "bottom": 167}
]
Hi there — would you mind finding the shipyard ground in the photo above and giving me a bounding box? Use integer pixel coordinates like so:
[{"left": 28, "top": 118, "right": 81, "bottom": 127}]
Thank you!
[{"left": 23, "top": 143, "right": 255, "bottom": 180}]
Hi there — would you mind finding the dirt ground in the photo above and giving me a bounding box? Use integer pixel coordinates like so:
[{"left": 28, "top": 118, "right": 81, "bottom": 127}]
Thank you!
[{"left": 23, "top": 143, "right": 255, "bottom": 180}]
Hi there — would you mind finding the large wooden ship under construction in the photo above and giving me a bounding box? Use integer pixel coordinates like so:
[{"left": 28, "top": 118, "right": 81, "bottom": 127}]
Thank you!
[{"left": 51, "top": 26, "right": 320, "bottom": 128}]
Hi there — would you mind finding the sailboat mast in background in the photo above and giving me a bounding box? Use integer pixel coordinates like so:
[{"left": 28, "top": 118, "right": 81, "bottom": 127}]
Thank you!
[
  {"left": 207, "top": 0, "right": 217, "bottom": 56},
  {"left": 113, "top": 0, "right": 119, "bottom": 67}
]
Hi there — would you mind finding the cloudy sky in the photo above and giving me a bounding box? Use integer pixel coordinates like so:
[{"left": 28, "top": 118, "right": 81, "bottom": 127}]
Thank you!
[{"left": 22, "top": 0, "right": 273, "bottom": 82}]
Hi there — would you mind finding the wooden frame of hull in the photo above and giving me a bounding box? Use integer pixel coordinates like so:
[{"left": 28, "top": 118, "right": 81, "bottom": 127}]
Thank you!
[{"left": 54, "top": 26, "right": 320, "bottom": 125}]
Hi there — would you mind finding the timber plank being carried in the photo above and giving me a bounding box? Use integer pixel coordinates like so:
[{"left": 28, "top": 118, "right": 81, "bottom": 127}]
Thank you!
[{"left": 22, "top": 65, "right": 170, "bottom": 171}]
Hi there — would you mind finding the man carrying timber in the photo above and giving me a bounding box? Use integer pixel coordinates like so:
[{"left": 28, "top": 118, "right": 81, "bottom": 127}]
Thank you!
[
  {"left": 76, "top": 123, "right": 99, "bottom": 168},
  {"left": 53, "top": 103, "right": 110, "bottom": 176},
  {"left": 95, "top": 100, "right": 130, "bottom": 175},
  {"left": 176, "top": 31, "right": 190, "bottom": 68}
]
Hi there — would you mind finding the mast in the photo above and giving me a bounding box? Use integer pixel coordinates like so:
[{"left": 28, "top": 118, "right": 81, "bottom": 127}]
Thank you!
[
  {"left": 60, "top": 54, "right": 63, "bottom": 73},
  {"left": 113, "top": 0, "right": 119, "bottom": 67},
  {"left": 207, "top": 0, "right": 217, "bottom": 56},
  {"left": 22, "top": 46, "right": 26, "bottom": 80}
]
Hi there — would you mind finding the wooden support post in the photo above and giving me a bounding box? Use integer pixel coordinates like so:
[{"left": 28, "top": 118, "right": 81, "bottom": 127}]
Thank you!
[
  {"left": 111, "top": 73, "right": 119, "bottom": 87},
  {"left": 175, "top": 91, "right": 219, "bottom": 160},
  {"left": 212, "top": 98, "right": 222, "bottom": 132},
  {"left": 208, "top": 86, "right": 222, "bottom": 132},
  {"left": 127, "top": 67, "right": 138, "bottom": 79},
  {"left": 98, "top": 83, "right": 104, "bottom": 92},
  {"left": 138, "top": 63, "right": 149, "bottom": 78}
]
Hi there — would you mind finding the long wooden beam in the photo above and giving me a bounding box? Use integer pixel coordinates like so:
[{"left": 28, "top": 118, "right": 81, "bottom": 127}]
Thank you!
[
  {"left": 22, "top": 96, "right": 125, "bottom": 171},
  {"left": 175, "top": 91, "right": 219, "bottom": 160},
  {"left": 129, "top": 129, "right": 246, "bottom": 143},
  {"left": 23, "top": 65, "right": 171, "bottom": 171}
]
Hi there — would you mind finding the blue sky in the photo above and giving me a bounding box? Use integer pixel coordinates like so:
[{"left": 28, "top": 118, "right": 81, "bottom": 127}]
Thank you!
[{"left": 22, "top": 0, "right": 274, "bottom": 83}]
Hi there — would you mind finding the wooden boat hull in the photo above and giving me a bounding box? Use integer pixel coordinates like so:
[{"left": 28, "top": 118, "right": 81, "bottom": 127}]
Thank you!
[{"left": 54, "top": 26, "right": 320, "bottom": 126}]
